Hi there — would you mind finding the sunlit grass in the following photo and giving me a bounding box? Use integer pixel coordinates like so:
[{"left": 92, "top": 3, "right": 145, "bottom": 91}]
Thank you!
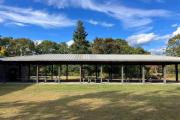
[{"left": 0, "top": 84, "right": 180, "bottom": 120}]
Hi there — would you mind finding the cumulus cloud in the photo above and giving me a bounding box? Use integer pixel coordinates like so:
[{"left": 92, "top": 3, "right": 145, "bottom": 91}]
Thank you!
[
  {"left": 66, "top": 40, "right": 74, "bottom": 46},
  {"left": 127, "top": 26, "right": 180, "bottom": 46},
  {"left": 0, "top": 5, "right": 75, "bottom": 28},
  {"left": 34, "top": 40, "right": 43, "bottom": 45},
  {"left": 149, "top": 46, "right": 166, "bottom": 55},
  {"left": 127, "top": 33, "right": 171, "bottom": 46},
  {"left": 87, "top": 19, "right": 114, "bottom": 27},
  {"left": 172, "top": 27, "right": 180, "bottom": 36},
  {"left": 35, "top": 0, "right": 170, "bottom": 28},
  {"left": 127, "top": 33, "right": 157, "bottom": 46}
]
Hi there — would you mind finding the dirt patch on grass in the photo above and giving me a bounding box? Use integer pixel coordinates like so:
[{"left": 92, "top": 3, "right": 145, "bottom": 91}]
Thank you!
[
  {"left": 68, "top": 98, "right": 111, "bottom": 110},
  {"left": 0, "top": 106, "right": 24, "bottom": 118}
]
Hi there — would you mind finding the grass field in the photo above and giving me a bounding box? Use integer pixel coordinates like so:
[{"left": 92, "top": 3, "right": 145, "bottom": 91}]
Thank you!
[{"left": 0, "top": 84, "right": 180, "bottom": 120}]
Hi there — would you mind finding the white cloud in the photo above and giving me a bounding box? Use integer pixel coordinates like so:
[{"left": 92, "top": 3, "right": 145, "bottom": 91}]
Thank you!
[
  {"left": 35, "top": 0, "right": 170, "bottom": 28},
  {"left": 127, "top": 33, "right": 157, "bottom": 46},
  {"left": 149, "top": 46, "right": 166, "bottom": 55},
  {"left": 0, "top": 5, "right": 75, "bottom": 28},
  {"left": 127, "top": 26, "right": 180, "bottom": 46},
  {"left": 66, "top": 40, "right": 74, "bottom": 46},
  {"left": 13, "top": 22, "right": 27, "bottom": 27},
  {"left": 5, "top": 22, "right": 27, "bottom": 27},
  {"left": 127, "top": 32, "right": 171, "bottom": 46},
  {"left": 34, "top": 40, "right": 43, "bottom": 45},
  {"left": 87, "top": 19, "right": 114, "bottom": 27},
  {"left": 173, "top": 27, "right": 180, "bottom": 36}
]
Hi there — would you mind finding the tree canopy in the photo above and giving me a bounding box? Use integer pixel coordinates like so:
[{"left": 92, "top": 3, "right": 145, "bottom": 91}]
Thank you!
[
  {"left": 166, "top": 34, "right": 180, "bottom": 57},
  {"left": 92, "top": 38, "right": 149, "bottom": 54}
]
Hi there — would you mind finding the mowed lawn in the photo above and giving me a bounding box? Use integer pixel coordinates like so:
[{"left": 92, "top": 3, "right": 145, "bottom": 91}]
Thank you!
[{"left": 0, "top": 84, "right": 180, "bottom": 120}]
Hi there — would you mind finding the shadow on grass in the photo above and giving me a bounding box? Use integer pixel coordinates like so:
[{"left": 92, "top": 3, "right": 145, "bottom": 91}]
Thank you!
[
  {"left": 0, "top": 88, "right": 180, "bottom": 120},
  {"left": 0, "top": 83, "right": 32, "bottom": 96}
]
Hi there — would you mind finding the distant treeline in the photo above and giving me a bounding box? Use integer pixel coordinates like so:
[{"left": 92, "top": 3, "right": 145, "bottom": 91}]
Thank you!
[
  {"left": 0, "top": 20, "right": 149, "bottom": 57},
  {"left": 0, "top": 20, "right": 179, "bottom": 58}
]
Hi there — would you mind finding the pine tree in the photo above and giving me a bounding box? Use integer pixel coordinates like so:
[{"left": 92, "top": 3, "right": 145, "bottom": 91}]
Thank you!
[{"left": 70, "top": 20, "right": 91, "bottom": 54}]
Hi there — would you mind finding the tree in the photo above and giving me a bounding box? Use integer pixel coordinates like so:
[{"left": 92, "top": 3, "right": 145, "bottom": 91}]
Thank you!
[
  {"left": 0, "top": 37, "right": 35, "bottom": 56},
  {"left": 0, "top": 37, "right": 13, "bottom": 56},
  {"left": 35, "top": 40, "right": 59, "bottom": 54},
  {"left": 92, "top": 38, "right": 148, "bottom": 54},
  {"left": 166, "top": 34, "right": 180, "bottom": 57},
  {"left": 13, "top": 38, "right": 35, "bottom": 56},
  {"left": 0, "top": 36, "right": 7, "bottom": 57},
  {"left": 58, "top": 42, "right": 69, "bottom": 54},
  {"left": 70, "top": 20, "right": 91, "bottom": 54},
  {"left": 133, "top": 47, "right": 150, "bottom": 54},
  {"left": 0, "top": 46, "right": 5, "bottom": 57}
]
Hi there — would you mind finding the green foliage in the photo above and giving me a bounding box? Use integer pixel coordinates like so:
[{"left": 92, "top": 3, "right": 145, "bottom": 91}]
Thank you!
[
  {"left": 0, "top": 37, "right": 35, "bottom": 56},
  {"left": 36, "top": 40, "right": 58, "bottom": 54},
  {"left": 70, "top": 20, "right": 91, "bottom": 54},
  {"left": 92, "top": 38, "right": 149, "bottom": 54},
  {"left": 166, "top": 34, "right": 180, "bottom": 57},
  {"left": 36, "top": 41, "right": 69, "bottom": 54}
]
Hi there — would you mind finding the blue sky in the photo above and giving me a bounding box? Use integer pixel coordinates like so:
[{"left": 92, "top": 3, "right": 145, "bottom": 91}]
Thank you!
[{"left": 0, "top": 0, "right": 180, "bottom": 54}]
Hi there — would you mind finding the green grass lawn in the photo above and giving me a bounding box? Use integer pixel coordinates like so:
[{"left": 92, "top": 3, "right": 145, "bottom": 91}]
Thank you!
[{"left": 0, "top": 84, "right": 180, "bottom": 120}]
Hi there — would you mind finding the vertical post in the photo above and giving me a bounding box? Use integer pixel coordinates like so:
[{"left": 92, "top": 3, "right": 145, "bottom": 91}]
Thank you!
[
  {"left": 66, "top": 64, "right": 68, "bottom": 81},
  {"left": 80, "top": 65, "right": 82, "bottom": 83},
  {"left": 95, "top": 65, "right": 98, "bottom": 82},
  {"left": 45, "top": 65, "right": 47, "bottom": 83},
  {"left": 162, "top": 65, "right": 167, "bottom": 83},
  {"left": 36, "top": 65, "right": 39, "bottom": 83},
  {"left": 175, "top": 64, "right": 179, "bottom": 82},
  {"left": 58, "top": 65, "right": 61, "bottom": 83},
  {"left": 110, "top": 64, "right": 113, "bottom": 81},
  {"left": 28, "top": 64, "right": 31, "bottom": 81},
  {"left": 51, "top": 65, "right": 53, "bottom": 81},
  {"left": 19, "top": 64, "right": 22, "bottom": 81},
  {"left": 142, "top": 65, "right": 145, "bottom": 83},
  {"left": 121, "top": 65, "right": 124, "bottom": 83},
  {"left": 100, "top": 65, "right": 103, "bottom": 83},
  {"left": 108, "top": 66, "right": 111, "bottom": 82}
]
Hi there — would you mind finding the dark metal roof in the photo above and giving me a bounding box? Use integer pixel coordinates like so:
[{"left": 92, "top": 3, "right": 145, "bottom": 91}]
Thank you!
[{"left": 1, "top": 54, "right": 180, "bottom": 63}]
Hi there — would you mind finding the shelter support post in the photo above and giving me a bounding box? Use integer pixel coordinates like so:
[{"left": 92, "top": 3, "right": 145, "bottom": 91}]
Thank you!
[
  {"left": 175, "top": 64, "right": 179, "bottom": 82},
  {"left": 109, "top": 64, "right": 113, "bottom": 82},
  {"left": 162, "top": 65, "right": 167, "bottom": 83},
  {"left": 142, "top": 65, "right": 145, "bottom": 83},
  {"left": 45, "top": 65, "right": 47, "bottom": 83},
  {"left": 100, "top": 65, "right": 103, "bottom": 83},
  {"left": 58, "top": 65, "right": 61, "bottom": 83},
  {"left": 66, "top": 64, "right": 68, "bottom": 81},
  {"left": 28, "top": 64, "right": 31, "bottom": 81},
  {"left": 80, "top": 65, "right": 82, "bottom": 83},
  {"left": 95, "top": 65, "right": 98, "bottom": 82},
  {"left": 121, "top": 65, "right": 124, "bottom": 83},
  {"left": 51, "top": 65, "right": 53, "bottom": 81},
  {"left": 36, "top": 65, "right": 39, "bottom": 83}
]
